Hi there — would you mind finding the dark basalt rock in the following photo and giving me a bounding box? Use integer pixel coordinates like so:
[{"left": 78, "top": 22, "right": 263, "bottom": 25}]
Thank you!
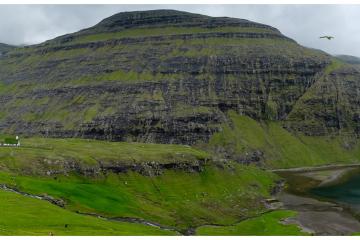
[
  {"left": 235, "top": 150, "right": 264, "bottom": 166},
  {"left": 29, "top": 157, "right": 206, "bottom": 176}
]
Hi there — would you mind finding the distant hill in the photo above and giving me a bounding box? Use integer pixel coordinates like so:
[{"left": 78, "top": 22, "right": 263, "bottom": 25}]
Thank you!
[
  {"left": 336, "top": 55, "right": 360, "bottom": 64},
  {"left": 0, "top": 43, "right": 15, "bottom": 54}
]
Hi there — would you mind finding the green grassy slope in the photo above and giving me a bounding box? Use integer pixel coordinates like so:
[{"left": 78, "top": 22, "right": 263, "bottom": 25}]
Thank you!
[
  {"left": 3, "top": 119, "right": 356, "bottom": 235},
  {"left": 0, "top": 135, "right": 285, "bottom": 234},
  {"left": 1, "top": 108, "right": 359, "bottom": 235},
  {"left": 209, "top": 111, "right": 360, "bottom": 168},
  {"left": 0, "top": 189, "right": 176, "bottom": 236},
  {"left": 2, "top": 108, "right": 360, "bottom": 234},
  {"left": 196, "top": 210, "right": 306, "bottom": 236},
  {"left": 0, "top": 164, "right": 278, "bottom": 232}
]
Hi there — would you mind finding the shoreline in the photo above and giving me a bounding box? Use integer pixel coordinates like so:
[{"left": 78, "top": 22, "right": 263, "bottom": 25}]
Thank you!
[
  {"left": 275, "top": 163, "right": 360, "bottom": 235},
  {"left": 277, "top": 191, "right": 360, "bottom": 235},
  {"left": 272, "top": 163, "right": 360, "bottom": 188}
]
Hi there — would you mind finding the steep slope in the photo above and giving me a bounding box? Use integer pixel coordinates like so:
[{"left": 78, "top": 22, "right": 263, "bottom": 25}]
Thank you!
[
  {"left": 208, "top": 111, "right": 360, "bottom": 168},
  {"left": 0, "top": 9, "right": 336, "bottom": 144},
  {"left": 286, "top": 61, "right": 360, "bottom": 136}
]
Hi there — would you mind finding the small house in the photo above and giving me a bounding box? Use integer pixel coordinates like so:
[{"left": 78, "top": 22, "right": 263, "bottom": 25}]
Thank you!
[{"left": 0, "top": 136, "right": 20, "bottom": 147}]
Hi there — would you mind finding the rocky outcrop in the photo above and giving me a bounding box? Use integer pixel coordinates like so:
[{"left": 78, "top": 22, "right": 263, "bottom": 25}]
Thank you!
[{"left": 18, "top": 156, "right": 207, "bottom": 176}]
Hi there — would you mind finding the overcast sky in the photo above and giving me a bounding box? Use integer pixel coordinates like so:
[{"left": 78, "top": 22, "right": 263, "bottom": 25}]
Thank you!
[{"left": 0, "top": 4, "right": 359, "bottom": 56}]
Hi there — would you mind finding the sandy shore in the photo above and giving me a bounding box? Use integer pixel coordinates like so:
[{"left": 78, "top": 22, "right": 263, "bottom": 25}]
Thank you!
[
  {"left": 274, "top": 164, "right": 360, "bottom": 235},
  {"left": 278, "top": 192, "right": 360, "bottom": 235}
]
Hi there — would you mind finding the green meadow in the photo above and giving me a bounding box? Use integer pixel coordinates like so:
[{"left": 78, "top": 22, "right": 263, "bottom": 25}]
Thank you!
[
  {"left": 0, "top": 189, "right": 176, "bottom": 236},
  {"left": 196, "top": 210, "right": 306, "bottom": 236}
]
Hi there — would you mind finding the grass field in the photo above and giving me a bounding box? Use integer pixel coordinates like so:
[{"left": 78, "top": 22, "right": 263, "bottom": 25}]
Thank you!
[
  {"left": 196, "top": 210, "right": 307, "bottom": 236},
  {"left": 0, "top": 135, "right": 286, "bottom": 234},
  {"left": 0, "top": 189, "right": 177, "bottom": 236},
  {"left": 0, "top": 164, "right": 278, "bottom": 232}
]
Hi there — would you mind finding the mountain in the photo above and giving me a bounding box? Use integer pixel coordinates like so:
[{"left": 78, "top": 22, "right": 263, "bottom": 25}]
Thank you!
[
  {"left": 0, "top": 10, "right": 359, "bottom": 160},
  {"left": 336, "top": 54, "right": 360, "bottom": 64},
  {"left": 1, "top": 9, "right": 360, "bottom": 235}
]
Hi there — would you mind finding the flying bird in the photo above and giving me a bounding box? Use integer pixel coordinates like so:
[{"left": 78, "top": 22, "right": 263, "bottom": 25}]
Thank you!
[{"left": 319, "top": 36, "right": 334, "bottom": 40}]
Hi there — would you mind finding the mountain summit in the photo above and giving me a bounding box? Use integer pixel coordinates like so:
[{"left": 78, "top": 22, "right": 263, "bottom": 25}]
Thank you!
[
  {"left": 65, "top": 10, "right": 278, "bottom": 34},
  {"left": 50, "top": 9, "right": 288, "bottom": 45}
]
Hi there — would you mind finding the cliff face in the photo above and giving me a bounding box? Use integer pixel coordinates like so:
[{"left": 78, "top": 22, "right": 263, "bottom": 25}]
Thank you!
[
  {"left": 0, "top": 10, "right": 357, "bottom": 144},
  {"left": 286, "top": 63, "right": 360, "bottom": 137}
]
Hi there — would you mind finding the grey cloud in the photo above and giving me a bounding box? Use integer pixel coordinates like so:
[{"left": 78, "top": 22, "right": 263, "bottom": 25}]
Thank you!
[{"left": 0, "top": 4, "right": 359, "bottom": 56}]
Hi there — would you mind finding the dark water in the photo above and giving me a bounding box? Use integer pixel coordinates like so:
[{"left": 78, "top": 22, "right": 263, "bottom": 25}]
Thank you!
[{"left": 311, "top": 173, "right": 360, "bottom": 211}]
